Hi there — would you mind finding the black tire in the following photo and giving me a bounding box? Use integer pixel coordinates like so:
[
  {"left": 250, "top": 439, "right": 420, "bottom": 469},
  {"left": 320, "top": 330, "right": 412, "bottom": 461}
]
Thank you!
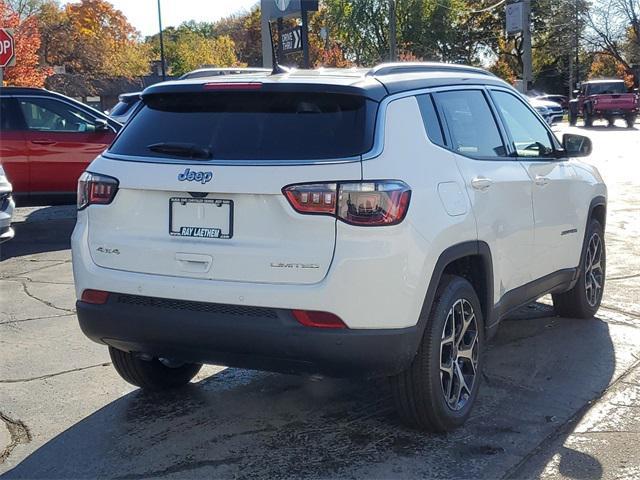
[
  {"left": 626, "top": 115, "right": 637, "bottom": 129},
  {"left": 109, "top": 347, "right": 202, "bottom": 390},
  {"left": 391, "top": 275, "right": 484, "bottom": 432},
  {"left": 606, "top": 118, "right": 615, "bottom": 128},
  {"left": 584, "top": 109, "right": 594, "bottom": 128},
  {"left": 568, "top": 112, "right": 577, "bottom": 126},
  {"left": 553, "top": 219, "right": 605, "bottom": 319}
]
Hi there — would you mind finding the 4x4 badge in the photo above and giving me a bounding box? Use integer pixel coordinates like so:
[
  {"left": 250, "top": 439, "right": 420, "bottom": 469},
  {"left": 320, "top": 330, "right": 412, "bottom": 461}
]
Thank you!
[{"left": 178, "top": 168, "right": 213, "bottom": 184}]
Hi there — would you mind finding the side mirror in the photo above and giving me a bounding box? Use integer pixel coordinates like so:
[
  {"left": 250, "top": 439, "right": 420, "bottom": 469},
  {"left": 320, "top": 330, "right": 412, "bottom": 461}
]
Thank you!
[
  {"left": 573, "top": 89, "right": 580, "bottom": 95},
  {"left": 634, "top": 88, "right": 639, "bottom": 94},
  {"left": 94, "top": 118, "right": 110, "bottom": 132},
  {"left": 562, "top": 133, "right": 592, "bottom": 157}
]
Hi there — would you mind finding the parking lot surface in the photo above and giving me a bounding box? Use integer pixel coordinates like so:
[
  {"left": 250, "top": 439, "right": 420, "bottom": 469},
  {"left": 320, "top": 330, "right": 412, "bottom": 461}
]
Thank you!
[{"left": 1, "top": 121, "right": 639, "bottom": 479}]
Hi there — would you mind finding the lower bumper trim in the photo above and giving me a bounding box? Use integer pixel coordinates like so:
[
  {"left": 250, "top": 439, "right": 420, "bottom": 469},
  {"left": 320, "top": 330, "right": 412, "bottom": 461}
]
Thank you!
[{"left": 76, "top": 294, "right": 420, "bottom": 377}]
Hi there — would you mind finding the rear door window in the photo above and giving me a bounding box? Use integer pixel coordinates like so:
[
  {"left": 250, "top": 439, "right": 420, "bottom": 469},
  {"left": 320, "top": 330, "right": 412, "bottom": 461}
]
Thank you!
[
  {"left": 0, "top": 97, "right": 25, "bottom": 131},
  {"left": 109, "top": 92, "right": 377, "bottom": 161},
  {"left": 416, "top": 94, "right": 446, "bottom": 147},
  {"left": 433, "top": 90, "right": 507, "bottom": 158}
]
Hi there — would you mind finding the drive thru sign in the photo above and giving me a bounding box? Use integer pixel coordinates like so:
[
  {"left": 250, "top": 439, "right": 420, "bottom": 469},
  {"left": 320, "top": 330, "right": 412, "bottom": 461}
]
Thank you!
[{"left": 0, "top": 28, "right": 16, "bottom": 68}]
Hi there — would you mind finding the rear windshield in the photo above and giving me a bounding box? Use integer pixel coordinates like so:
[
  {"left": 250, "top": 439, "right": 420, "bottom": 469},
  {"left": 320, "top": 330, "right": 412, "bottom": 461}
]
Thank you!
[
  {"left": 109, "top": 92, "right": 377, "bottom": 160},
  {"left": 586, "top": 82, "right": 627, "bottom": 95},
  {"left": 110, "top": 99, "right": 138, "bottom": 116}
]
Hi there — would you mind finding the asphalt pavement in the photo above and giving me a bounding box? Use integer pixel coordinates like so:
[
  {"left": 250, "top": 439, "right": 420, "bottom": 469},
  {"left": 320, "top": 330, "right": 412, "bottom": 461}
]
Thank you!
[{"left": 1, "top": 119, "right": 639, "bottom": 479}]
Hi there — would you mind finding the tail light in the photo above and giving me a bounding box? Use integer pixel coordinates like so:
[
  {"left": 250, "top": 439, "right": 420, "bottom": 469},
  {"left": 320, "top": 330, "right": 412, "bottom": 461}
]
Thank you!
[
  {"left": 77, "top": 172, "right": 119, "bottom": 210},
  {"left": 283, "top": 181, "right": 411, "bottom": 226},
  {"left": 292, "top": 310, "right": 347, "bottom": 329}
]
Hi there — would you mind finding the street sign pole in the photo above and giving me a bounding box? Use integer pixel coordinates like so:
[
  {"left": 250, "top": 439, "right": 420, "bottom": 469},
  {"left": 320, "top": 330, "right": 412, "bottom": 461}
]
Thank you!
[{"left": 301, "top": 2, "right": 310, "bottom": 69}]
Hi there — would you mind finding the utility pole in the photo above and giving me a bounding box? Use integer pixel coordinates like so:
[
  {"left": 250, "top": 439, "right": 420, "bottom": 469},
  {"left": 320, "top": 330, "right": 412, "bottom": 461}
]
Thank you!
[
  {"left": 157, "top": 0, "right": 166, "bottom": 81},
  {"left": 389, "top": 0, "right": 397, "bottom": 62},
  {"left": 574, "top": 0, "right": 580, "bottom": 89},
  {"left": 522, "top": 0, "right": 532, "bottom": 93}
]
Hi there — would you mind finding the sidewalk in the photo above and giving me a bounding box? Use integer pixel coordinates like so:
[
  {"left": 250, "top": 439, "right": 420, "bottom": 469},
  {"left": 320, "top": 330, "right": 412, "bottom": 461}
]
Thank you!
[{"left": 508, "top": 360, "right": 640, "bottom": 479}]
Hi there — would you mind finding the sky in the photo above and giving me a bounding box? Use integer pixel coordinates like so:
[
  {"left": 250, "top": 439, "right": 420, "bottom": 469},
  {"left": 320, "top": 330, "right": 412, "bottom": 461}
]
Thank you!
[{"left": 61, "top": 0, "right": 260, "bottom": 37}]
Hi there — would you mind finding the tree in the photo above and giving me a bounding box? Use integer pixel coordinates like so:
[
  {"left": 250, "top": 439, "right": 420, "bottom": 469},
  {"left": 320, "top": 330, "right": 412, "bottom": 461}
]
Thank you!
[
  {"left": 0, "top": 1, "right": 52, "bottom": 86},
  {"left": 587, "top": 0, "right": 639, "bottom": 77},
  {"left": 38, "top": 0, "right": 149, "bottom": 78}
]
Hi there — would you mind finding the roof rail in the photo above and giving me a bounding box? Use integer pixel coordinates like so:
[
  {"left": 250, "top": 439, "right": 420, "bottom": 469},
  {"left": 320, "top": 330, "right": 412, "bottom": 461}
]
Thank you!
[{"left": 367, "top": 62, "right": 494, "bottom": 78}]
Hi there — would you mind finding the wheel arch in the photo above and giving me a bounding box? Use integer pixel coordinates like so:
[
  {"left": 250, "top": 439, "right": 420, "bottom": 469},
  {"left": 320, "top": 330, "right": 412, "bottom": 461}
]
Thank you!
[
  {"left": 416, "top": 241, "right": 494, "bottom": 342},
  {"left": 589, "top": 196, "right": 607, "bottom": 229}
]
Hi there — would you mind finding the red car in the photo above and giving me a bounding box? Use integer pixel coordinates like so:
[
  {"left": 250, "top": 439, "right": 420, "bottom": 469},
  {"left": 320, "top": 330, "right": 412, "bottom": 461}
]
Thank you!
[{"left": 0, "top": 87, "right": 121, "bottom": 204}]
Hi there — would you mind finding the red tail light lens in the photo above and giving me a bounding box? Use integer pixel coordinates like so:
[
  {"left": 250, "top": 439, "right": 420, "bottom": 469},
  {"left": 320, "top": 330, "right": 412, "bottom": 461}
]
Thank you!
[
  {"left": 203, "top": 82, "right": 262, "bottom": 91},
  {"left": 78, "top": 172, "right": 119, "bottom": 210},
  {"left": 283, "top": 181, "right": 411, "bottom": 226},
  {"left": 283, "top": 183, "right": 337, "bottom": 214},
  {"left": 80, "top": 289, "right": 110, "bottom": 305},
  {"left": 292, "top": 310, "right": 347, "bottom": 329}
]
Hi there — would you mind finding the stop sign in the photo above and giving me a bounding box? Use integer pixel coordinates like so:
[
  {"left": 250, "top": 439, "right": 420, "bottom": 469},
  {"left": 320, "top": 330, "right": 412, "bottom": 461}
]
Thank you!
[{"left": 0, "top": 29, "right": 16, "bottom": 68}]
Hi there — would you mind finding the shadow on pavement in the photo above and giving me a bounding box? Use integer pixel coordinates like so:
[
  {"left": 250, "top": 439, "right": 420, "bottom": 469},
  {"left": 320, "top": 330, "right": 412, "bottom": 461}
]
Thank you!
[
  {"left": 2, "top": 308, "right": 615, "bottom": 479},
  {"left": 0, "top": 216, "right": 74, "bottom": 261}
]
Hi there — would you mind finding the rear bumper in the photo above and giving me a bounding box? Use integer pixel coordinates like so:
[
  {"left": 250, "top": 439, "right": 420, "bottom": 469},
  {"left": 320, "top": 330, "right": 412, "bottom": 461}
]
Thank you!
[{"left": 76, "top": 293, "right": 419, "bottom": 377}]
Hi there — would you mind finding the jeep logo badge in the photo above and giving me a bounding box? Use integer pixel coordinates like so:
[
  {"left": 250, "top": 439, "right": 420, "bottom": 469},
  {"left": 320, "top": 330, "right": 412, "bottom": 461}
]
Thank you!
[{"left": 178, "top": 168, "right": 213, "bottom": 184}]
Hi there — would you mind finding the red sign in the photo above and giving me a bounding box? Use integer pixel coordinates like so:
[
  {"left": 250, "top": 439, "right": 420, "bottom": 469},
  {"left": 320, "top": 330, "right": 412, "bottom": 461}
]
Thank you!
[{"left": 0, "top": 28, "right": 16, "bottom": 68}]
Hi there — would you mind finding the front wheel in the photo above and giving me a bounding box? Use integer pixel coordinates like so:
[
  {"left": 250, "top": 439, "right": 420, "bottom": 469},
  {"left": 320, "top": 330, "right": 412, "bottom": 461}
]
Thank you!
[
  {"left": 584, "top": 110, "right": 594, "bottom": 128},
  {"left": 391, "top": 275, "right": 484, "bottom": 432},
  {"left": 553, "top": 218, "right": 605, "bottom": 319},
  {"left": 626, "top": 115, "right": 637, "bottom": 129},
  {"left": 109, "top": 347, "right": 202, "bottom": 391}
]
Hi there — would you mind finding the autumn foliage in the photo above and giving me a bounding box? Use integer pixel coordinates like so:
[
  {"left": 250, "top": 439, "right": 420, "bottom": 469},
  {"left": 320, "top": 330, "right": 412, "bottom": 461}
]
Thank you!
[{"left": 0, "top": 1, "right": 52, "bottom": 87}]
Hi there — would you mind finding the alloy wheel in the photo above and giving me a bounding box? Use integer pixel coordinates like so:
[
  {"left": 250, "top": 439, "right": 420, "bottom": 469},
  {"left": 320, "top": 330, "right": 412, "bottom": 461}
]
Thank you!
[
  {"left": 440, "top": 299, "right": 479, "bottom": 411},
  {"left": 584, "top": 232, "right": 604, "bottom": 307}
]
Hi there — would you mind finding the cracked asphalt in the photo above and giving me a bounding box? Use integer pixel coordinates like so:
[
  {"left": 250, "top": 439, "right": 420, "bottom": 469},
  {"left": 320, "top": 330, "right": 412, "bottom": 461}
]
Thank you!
[{"left": 1, "top": 121, "right": 639, "bottom": 479}]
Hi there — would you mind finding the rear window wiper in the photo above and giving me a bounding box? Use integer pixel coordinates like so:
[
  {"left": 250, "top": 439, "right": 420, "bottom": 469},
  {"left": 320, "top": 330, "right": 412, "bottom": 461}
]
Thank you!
[{"left": 147, "top": 142, "right": 212, "bottom": 160}]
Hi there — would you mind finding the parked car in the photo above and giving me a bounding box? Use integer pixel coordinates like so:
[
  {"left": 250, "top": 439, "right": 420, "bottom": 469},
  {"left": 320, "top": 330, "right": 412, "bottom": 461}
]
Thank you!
[
  {"left": 569, "top": 79, "right": 639, "bottom": 128},
  {"left": 0, "top": 164, "right": 15, "bottom": 244},
  {"left": 528, "top": 97, "right": 565, "bottom": 125},
  {"left": 73, "top": 63, "right": 606, "bottom": 432},
  {"left": 108, "top": 92, "right": 140, "bottom": 124},
  {"left": 179, "top": 67, "right": 270, "bottom": 80},
  {"left": 533, "top": 94, "right": 569, "bottom": 110},
  {"left": 0, "top": 87, "right": 121, "bottom": 203}
]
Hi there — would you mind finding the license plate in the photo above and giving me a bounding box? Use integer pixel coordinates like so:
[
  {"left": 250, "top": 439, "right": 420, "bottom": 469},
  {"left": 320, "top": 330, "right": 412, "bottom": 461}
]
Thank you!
[{"left": 169, "top": 198, "right": 233, "bottom": 239}]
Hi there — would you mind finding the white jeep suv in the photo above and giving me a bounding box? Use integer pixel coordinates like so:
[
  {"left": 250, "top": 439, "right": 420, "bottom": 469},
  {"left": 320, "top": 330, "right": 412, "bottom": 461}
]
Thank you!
[{"left": 72, "top": 63, "right": 606, "bottom": 432}]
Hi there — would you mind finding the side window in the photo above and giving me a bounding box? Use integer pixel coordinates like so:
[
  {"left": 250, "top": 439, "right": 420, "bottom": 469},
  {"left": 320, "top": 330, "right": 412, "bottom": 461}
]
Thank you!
[
  {"left": 18, "top": 97, "right": 97, "bottom": 133},
  {"left": 0, "top": 98, "right": 25, "bottom": 131},
  {"left": 491, "top": 91, "right": 554, "bottom": 158},
  {"left": 416, "top": 94, "right": 446, "bottom": 147},
  {"left": 433, "top": 90, "right": 506, "bottom": 158}
]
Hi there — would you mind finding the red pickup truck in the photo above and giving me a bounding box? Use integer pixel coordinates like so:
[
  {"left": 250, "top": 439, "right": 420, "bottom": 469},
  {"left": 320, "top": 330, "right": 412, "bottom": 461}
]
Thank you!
[{"left": 569, "top": 79, "right": 639, "bottom": 128}]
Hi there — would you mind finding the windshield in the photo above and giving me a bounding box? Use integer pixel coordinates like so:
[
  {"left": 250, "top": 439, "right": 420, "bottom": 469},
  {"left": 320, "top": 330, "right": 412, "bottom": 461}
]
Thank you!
[
  {"left": 109, "top": 92, "right": 377, "bottom": 161},
  {"left": 586, "top": 82, "right": 627, "bottom": 95}
]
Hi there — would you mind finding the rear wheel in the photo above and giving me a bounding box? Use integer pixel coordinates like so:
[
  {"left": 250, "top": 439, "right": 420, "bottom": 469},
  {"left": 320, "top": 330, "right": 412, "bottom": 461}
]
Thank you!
[
  {"left": 606, "top": 117, "right": 615, "bottom": 128},
  {"left": 391, "top": 275, "right": 484, "bottom": 432},
  {"left": 584, "top": 109, "right": 594, "bottom": 128},
  {"left": 568, "top": 111, "right": 577, "bottom": 126},
  {"left": 553, "top": 219, "right": 605, "bottom": 319},
  {"left": 109, "top": 347, "right": 202, "bottom": 390},
  {"left": 626, "top": 114, "right": 637, "bottom": 129}
]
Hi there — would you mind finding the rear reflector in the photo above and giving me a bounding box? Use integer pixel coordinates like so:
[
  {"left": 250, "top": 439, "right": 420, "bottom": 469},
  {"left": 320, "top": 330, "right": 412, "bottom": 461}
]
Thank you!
[
  {"left": 80, "top": 289, "right": 110, "bottom": 305},
  {"left": 203, "top": 82, "right": 262, "bottom": 91},
  {"left": 292, "top": 310, "right": 347, "bottom": 329}
]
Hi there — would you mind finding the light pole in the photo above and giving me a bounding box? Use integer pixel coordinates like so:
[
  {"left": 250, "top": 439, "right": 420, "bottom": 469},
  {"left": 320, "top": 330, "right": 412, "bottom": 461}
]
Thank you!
[{"left": 157, "top": 0, "right": 166, "bottom": 81}]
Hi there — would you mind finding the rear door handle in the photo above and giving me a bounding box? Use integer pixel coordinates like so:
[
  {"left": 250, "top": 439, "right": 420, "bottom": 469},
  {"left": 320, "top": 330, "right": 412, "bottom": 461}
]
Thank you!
[
  {"left": 535, "top": 175, "right": 550, "bottom": 187},
  {"left": 31, "top": 140, "right": 56, "bottom": 145},
  {"left": 471, "top": 177, "right": 493, "bottom": 191}
]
